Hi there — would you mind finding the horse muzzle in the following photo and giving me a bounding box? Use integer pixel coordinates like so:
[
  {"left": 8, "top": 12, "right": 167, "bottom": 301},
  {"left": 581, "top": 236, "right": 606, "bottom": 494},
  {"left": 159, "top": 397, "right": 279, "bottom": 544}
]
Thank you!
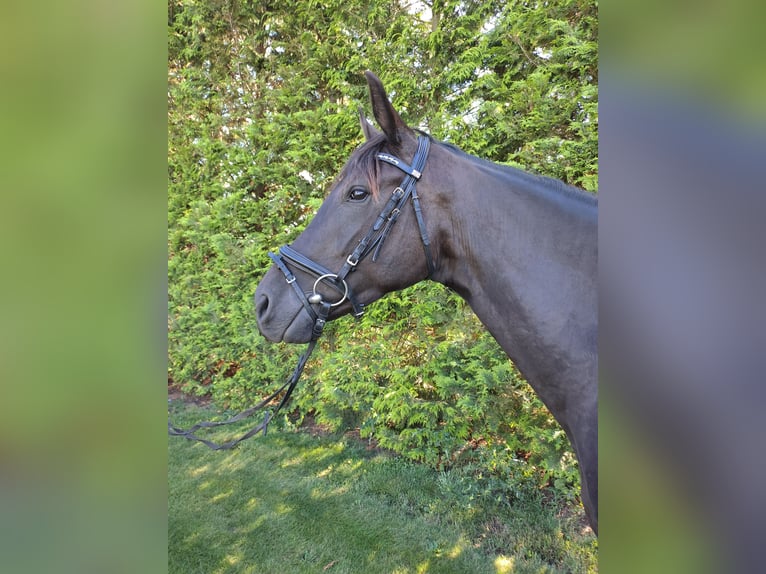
[{"left": 254, "top": 274, "right": 315, "bottom": 343}]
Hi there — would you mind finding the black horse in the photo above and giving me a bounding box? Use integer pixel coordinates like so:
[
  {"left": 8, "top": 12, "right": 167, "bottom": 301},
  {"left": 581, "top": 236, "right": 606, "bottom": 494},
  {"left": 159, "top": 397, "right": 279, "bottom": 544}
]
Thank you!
[{"left": 255, "top": 72, "right": 598, "bottom": 532}]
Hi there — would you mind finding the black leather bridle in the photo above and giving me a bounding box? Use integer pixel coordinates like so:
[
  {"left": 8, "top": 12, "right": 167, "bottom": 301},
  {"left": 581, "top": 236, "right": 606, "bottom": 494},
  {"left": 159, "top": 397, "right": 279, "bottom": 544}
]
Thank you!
[
  {"left": 271, "top": 135, "right": 433, "bottom": 323},
  {"left": 168, "top": 136, "right": 433, "bottom": 449}
]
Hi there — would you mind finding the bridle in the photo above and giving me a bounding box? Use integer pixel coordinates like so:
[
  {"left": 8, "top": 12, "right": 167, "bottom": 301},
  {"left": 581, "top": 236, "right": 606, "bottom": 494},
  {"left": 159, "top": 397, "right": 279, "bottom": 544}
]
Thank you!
[
  {"left": 271, "top": 135, "right": 433, "bottom": 323},
  {"left": 168, "top": 135, "right": 433, "bottom": 449}
]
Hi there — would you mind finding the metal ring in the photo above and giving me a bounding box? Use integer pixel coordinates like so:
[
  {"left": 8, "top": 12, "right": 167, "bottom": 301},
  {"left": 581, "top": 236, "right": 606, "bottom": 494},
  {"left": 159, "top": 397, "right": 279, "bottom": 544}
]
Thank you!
[{"left": 311, "top": 273, "right": 349, "bottom": 307}]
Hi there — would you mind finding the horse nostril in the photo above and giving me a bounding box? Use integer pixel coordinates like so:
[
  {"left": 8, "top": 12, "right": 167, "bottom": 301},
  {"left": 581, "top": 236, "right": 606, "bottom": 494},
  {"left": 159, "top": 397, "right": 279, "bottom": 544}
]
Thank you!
[{"left": 255, "top": 293, "right": 269, "bottom": 320}]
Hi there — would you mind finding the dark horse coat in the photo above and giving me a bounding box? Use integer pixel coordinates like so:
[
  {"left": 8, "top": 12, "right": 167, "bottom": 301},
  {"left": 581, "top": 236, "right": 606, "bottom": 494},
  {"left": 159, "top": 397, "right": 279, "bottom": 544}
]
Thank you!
[{"left": 255, "top": 72, "right": 598, "bottom": 532}]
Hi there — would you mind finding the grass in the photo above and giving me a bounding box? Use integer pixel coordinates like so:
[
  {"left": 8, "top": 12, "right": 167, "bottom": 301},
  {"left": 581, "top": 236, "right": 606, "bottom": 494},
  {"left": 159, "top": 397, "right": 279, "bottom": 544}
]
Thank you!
[{"left": 169, "top": 401, "right": 597, "bottom": 573}]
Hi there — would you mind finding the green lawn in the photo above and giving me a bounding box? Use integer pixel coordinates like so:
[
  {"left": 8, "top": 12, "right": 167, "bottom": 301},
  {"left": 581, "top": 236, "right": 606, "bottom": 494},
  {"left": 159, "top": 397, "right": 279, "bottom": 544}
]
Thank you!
[{"left": 169, "top": 402, "right": 597, "bottom": 573}]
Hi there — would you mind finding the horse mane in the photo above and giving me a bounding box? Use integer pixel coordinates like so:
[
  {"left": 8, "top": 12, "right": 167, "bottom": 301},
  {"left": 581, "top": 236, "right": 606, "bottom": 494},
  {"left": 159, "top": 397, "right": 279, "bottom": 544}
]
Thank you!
[
  {"left": 336, "top": 131, "right": 597, "bottom": 207},
  {"left": 438, "top": 139, "right": 598, "bottom": 206}
]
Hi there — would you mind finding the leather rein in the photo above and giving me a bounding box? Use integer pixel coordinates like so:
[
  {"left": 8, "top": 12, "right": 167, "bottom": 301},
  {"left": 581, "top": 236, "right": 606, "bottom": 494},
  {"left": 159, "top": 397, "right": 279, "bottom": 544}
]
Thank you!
[{"left": 168, "top": 136, "right": 433, "bottom": 449}]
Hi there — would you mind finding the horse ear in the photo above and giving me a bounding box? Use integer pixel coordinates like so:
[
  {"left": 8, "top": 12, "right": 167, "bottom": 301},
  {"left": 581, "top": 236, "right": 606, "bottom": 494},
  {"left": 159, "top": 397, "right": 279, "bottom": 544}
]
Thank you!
[
  {"left": 358, "top": 106, "right": 381, "bottom": 141},
  {"left": 364, "top": 71, "right": 410, "bottom": 145}
]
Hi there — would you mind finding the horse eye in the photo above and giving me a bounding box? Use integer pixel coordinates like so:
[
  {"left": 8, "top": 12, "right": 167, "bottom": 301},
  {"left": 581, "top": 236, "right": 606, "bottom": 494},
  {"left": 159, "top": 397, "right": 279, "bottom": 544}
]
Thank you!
[{"left": 348, "top": 187, "right": 369, "bottom": 202}]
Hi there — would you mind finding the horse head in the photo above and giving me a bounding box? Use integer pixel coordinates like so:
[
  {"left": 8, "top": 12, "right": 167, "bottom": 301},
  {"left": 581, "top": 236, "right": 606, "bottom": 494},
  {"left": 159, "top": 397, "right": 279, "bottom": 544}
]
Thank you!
[{"left": 255, "top": 72, "right": 437, "bottom": 343}]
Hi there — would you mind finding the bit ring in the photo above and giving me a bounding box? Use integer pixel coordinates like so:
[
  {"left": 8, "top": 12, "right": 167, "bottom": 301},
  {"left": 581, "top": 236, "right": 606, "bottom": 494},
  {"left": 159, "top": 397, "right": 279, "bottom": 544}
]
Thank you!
[{"left": 311, "top": 274, "right": 349, "bottom": 307}]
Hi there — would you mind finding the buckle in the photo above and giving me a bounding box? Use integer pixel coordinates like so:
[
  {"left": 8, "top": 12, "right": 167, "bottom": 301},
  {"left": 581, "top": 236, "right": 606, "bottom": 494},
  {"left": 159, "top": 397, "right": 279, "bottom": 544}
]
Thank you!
[{"left": 312, "top": 317, "right": 326, "bottom": 338}]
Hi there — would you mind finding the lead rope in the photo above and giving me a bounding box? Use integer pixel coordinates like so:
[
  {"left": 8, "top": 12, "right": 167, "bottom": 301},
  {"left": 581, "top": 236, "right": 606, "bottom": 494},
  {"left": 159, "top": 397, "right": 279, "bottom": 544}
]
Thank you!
[{"left": 167, "top": 301, "right": 331, "bottom": 450}]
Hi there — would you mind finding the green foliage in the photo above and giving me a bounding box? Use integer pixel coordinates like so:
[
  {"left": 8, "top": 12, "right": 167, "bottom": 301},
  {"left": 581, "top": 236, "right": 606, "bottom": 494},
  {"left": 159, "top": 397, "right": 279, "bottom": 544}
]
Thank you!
[{"left": 169, "top": 0, "right": 597, "bottom": 502}]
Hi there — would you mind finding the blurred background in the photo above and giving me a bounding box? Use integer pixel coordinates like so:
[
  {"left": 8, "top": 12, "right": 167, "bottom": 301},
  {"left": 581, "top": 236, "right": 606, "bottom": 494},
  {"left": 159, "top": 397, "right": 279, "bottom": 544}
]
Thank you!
[{"left": 1, "top": 0, "right": 764, "bottom": 571}]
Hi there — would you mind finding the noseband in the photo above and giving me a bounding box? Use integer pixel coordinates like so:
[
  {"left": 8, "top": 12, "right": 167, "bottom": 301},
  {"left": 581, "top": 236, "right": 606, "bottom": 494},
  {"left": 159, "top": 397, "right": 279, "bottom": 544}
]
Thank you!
[
  {"left": 168, "top": 136, "right": 433, "bottom": 449},
  {"left": 269, "top": 135, "right": 433, "bottom": 332}
]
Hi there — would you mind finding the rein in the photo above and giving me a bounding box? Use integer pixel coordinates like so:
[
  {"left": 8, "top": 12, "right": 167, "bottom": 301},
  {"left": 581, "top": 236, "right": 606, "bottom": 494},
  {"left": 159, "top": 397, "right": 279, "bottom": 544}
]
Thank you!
[{"left": 168, "top": 136, "right": 432, "bottom": 449}]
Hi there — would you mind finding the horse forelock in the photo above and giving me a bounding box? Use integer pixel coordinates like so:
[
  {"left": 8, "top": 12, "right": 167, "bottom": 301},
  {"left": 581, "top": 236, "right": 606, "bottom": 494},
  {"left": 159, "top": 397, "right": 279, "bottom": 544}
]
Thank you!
[{"left": 334, "top": 133, "right": 390, "bottom": 199}]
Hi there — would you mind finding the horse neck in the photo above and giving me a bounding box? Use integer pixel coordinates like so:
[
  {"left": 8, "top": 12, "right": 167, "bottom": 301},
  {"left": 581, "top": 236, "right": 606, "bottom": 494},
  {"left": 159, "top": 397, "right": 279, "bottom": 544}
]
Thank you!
[{"left": 428, "top": 145, "right": 598, "bottom": 399}]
